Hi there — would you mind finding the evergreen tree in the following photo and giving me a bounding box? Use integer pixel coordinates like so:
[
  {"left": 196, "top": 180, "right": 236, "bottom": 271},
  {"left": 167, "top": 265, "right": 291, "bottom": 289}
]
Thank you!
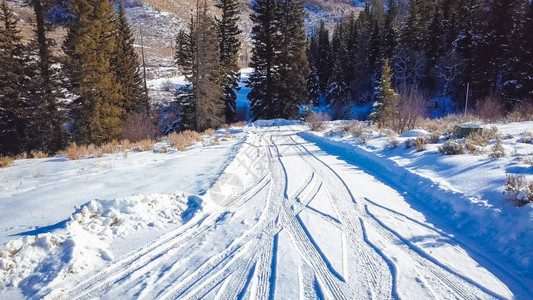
[
  {"left": 64, "top": 0, "right": 124, "bottom": 144},
  {"left": 114, "top": 4, "right": 148, "bottom": 114},
  {"left": 25, "top": 0, "right": 68, "bottom": 154},
  {"left": 216, "top": 0, "right": 242, "bottom": 124},
  {"left": 316, "top": 22, "right": 332, "bottom": 95},
  {"left": 371, "top": 60, "right": 398, "bottom": 127},
  {"left": 0, "top": 0, "right": 28, "bottom": 155},
  {"left": 247, "top": 0, "right": 278, "bottom": 119},
  {"left": 175, "top": 1, "right": 223, "bottom": 131},
  {"left": 383, "top": 0, "right": 398, "bottom": 59},
  {"left": 276, "top": 0, "right": 309, "bottom": 119}
]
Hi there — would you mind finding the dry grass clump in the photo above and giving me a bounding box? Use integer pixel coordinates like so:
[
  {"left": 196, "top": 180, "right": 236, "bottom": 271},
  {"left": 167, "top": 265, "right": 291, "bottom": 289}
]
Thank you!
[
  {"left": 518, "top": 156, "right": 533, "bottom": 166},
  {"left": 507, "top": 101, "right": 533, "bottom": 122},
  {"left": 439, "top": 139, "right": 464, "bottom": 155},
  {"left": 63, "top": 143, "right": 88, "bottom": 160},
  {"left": 30, "top": 150, "right": 49, "bottom": 158},
  {"left": 306, "top": 113, "right": 330, "bottom": 131},
  {"left": 230, "top": 121, "right": 247, "bottom": 128},
  {"left": 101, "top": 140, "right": 121, "bottom": 154},
  {"left": 504, "top": 174, "right": 533, "bottom": 206},
  {"left": 132, "top": 139, "right": 155, "bottom": 151},
  {"left": 204, "top": 128, "right": 215, "bottom": 137},
  {"left": 427, "top": 131, "right": 441, "bottom": 144},
  {"left": 0, "top": 156, "right": 14, "bottom": 168},
  {"left": 168, "top": 130, "right": 203, "bottom": 151}
]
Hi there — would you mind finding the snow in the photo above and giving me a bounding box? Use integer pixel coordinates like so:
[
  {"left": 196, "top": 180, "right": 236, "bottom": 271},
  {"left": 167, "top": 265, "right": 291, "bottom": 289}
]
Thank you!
[
  {"left": 1, "top": 121, "right": 533, "bottom": 299},
  {"left": 302, "top": 121, "right": 533, "bottom": 277}
]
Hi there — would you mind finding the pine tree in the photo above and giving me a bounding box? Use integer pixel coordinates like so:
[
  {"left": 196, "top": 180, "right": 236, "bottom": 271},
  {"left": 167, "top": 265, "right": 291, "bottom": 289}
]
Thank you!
[
  {"left": 175, "top": 1, "right": 223, "bottom": 131},
  {"left": 114, "top": 4, "right": 148, "bottom": 114},
  {"left": 383, "top": 0, "right": 398, "bottom": 59},
  {"left": 64, "top": 0, "right": 124, "bottom": 144},
  {"left": 276, "top": 0, "right": 309, "bottom": 119},
  {"left": 247, "top": 0, "right": 278, "bottom": 119},
  {"left": 316, "top": 21, "right": 332, "bottom": 96},
  {"left": 25, "top": 0, "right": 68, "bottom": 154},
  {"left": 216, "top": 0, "right": 241, "bottom": 124},
  {"left": 0, "top": 0, "right": 28, "bottom": 155},
  {"left": 371, "top": 60, "right": 398, "bottom": 127}
]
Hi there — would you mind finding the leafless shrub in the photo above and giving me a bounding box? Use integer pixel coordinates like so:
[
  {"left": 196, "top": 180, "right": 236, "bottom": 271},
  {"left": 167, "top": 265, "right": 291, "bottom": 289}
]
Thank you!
[
  {"left": 161, "top": 79, "right": 175, "bottom": 92},
  {"left": 0, "top": 156, "right": 14, "bottom": 168},
  {"left": 63, "top": 143, "right": 87, "bottom": 160},
  {"left": 343, "top": 121, "right": 371, "bottom": 143},
  {"left": 507, "top": 100, "right": 533, "bottom": 122},
  {"left": 489, "top": 138, "right": 505, "bottom": 158},
  {"left": 439, "top": 139, "right": 464, "bottom": 155},
  {"left": 474, "top": 97, "right": 505, "bottom": 122},
  {"left": 122, "top": 113, "right": 159, "bottom": 143},
  {"left": 305, "top": 113, "right": 331, "bottom": 131},
  {"left": 394, "top": 90, "right": 427, "bottom": 134},
  {"left": 504, "top": 174, "right": 533, "bottom": 206},
  {"left": 15, "top": 152, "right": 28, "bottom": 160},
  {"left": 101, "top": 140, "right": 121, "bottom": 154}
]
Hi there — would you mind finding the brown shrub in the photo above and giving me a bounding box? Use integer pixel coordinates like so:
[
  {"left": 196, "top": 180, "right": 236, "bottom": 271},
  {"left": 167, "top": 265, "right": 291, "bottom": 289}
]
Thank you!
[
  {"left": 63, "top": 143, "right": 87, "bottom": 160},
  {"left": 507, "top": 100, "right": 533, "bottom": 122},
  {"left": 101, "top": 140, "right": 121, "bottom": 154},
  {"left": 394, "top": 90, "right": 427, "bottom": 134},
  {"left": 30, "top": 150, "right": 49, "bottom": 158},
  {"left": 204, "top": 128, "right": 215, "bottom": 137},
  {"left": 122, "top": 113, "right": 159, "bottom": 143},
  {"left": 305, "top": 113, "right": 330, "bottom": 131},
  {"left": 474, "top": 97, "right": 505, "bottom": 122},
  {"left": 230, "top": 121, "right": 247, "bottom": 128},
  {"left": 132, "top": 139, "right": 155, "bottom": 151},
  {"left": 0, "top": 156, "right": 14, "bottom": 168},
  {"left": 168, "top": 130, "right": 203, "bottom": 151}
]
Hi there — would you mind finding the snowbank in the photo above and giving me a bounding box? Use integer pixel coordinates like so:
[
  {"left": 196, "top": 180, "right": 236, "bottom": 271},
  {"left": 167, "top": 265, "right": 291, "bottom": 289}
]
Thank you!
[
  {"left": 251, "top": 119, "right": 303, "bottom": 127},
  {"left": 0, "top": 192, "right": 198, "bottom": 291},
  {"left": 300, "top": 122, "right": 533, "bottom": 275}
]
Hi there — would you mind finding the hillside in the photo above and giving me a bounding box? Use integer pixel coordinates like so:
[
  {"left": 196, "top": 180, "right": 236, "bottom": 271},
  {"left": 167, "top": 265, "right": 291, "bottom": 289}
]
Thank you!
[{"left": 7, "top": 0, "right": 363, "bottom": 68}]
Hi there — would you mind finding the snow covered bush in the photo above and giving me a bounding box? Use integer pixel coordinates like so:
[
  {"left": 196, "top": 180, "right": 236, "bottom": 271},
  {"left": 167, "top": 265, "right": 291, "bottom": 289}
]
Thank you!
[
  {"left": 439, "top": 139, "right": 464, "bottom": 155},
  {"left": 489, "top": 138, "right": 505, "bottom": 158},
  {"left": 305, "top": 112, "right": 330, "bottom": 131},
  {"left": 415, "top": 136, "right": 427, "bottom": 152},
  {"left": 387, "top": 135, "right": 399, "bottom": 148},
  {"left": 0, "top": 156, "right": 13, "bottom": 168},
  {"left": 343, "top": 121, "right": 371, "bottom": 143},
  {"left": 504, "top": 174, "right": 533, "bottom": 206},
  {"left": 404, "top": 138, "right": 416, "bottom": 149},
  {"left": 521, "top": 131, "right": 533, "bottom": 144},
  {"left": 427, "top": 131, "right": 441, "bottom": 144}
]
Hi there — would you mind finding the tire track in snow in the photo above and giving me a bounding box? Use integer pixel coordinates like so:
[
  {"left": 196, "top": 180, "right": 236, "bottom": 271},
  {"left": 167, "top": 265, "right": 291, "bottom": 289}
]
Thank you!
[{"left": 285, "top": 134, "right": 392, "bottom": 298}]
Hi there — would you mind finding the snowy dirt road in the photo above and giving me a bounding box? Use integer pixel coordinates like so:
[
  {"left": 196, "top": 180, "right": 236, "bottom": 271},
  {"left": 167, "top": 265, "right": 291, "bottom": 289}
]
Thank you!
[{"left": 49, "top": 126, "right": 531, "bottom": 300}]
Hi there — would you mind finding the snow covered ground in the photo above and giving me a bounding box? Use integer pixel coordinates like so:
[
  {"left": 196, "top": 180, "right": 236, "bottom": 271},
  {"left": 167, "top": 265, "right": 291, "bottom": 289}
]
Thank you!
[{"left": 1, "top": 122, "right": 532, "bottom": 299}]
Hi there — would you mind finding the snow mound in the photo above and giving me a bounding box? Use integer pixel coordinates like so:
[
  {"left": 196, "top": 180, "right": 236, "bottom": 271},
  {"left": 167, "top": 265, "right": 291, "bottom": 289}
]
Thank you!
[
  {"left": 0, "top": 192, "right": 197, "bottom": 290},
  {"left": 251, "top": 119, "right": 303, "bottom": 127},
  {"left": 399, "top": 129, "right": 430, "bottom": 138}
]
